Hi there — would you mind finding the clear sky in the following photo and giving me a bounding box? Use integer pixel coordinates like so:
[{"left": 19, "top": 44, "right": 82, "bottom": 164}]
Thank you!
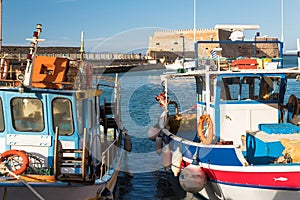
[{"left": 2, "top": 0, "right": 300, "bottom": 53}]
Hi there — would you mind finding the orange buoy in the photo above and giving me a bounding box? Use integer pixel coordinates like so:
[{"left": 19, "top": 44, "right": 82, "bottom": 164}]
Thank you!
[
  {"left": 0, "top": 150, "right": 29, "bottom": 175},
  {"left": 197, "top": 114, "right": 214, "bottom": 144}
]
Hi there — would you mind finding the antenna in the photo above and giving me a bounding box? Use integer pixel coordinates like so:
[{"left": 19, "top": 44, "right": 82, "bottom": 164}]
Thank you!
[
  {"left": 80, "top": 32, "right": 84, "bottom": 61},
  {"left": 281, "top": 0, "right": 284, "bottom": 43},
  {"left": 23, "top": 24, "right": 45, "bottom": 87},
  {"left": 193, "top": 0, "right": 196, "bottom": 42}
]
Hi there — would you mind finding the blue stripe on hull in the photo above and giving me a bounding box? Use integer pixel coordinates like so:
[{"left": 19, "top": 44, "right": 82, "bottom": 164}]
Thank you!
[{"left": 172, "top": 140, "right": 244, "bottom": 166}]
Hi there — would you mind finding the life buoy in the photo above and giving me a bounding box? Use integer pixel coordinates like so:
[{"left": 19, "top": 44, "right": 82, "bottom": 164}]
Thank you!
[
  {"left": 0, "top": 150, "right": 29, "bottom": 175},
  {"left": 197, "top": 114, "right": 214, "bottom": 144},
  {"left": 0, "top": 58, "right": 8, "bottom": 79}
]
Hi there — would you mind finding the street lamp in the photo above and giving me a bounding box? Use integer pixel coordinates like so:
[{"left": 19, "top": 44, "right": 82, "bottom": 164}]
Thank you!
[{"left": 180, "top": 34, "right": 185, "bottom": 70}]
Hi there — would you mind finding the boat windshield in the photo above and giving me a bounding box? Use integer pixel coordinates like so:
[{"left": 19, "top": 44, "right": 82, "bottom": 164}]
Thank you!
[
  {"left": 220, "top": 75, "right": 282, "bottom": 101},
  {"left": 11, "top": 98, "right": 44, "bottom": 132}
]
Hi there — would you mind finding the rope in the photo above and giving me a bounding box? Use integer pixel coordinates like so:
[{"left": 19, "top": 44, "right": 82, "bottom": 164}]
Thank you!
[{"left": 5, "top": 168, "right": 45, "bottom": 200}]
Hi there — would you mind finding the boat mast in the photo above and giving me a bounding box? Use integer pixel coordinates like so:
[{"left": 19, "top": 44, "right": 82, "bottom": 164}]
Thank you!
[
  {"left": 193, "top": 0, "right": 196, "bottom": 42},
  {"left": 281, "top": 0, "right": 284, "bottom": 51},
  {"left": 0, "top": 0, "right": 2, "bottom": 52},
  {"left": 80, "top": 32, "right": 84, "bottom": 61},
  {"left": 23, "top": 24, "right": 45, "bottom": 87}
]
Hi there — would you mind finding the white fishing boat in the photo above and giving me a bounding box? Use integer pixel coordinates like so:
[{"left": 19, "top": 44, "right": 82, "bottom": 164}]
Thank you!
[
  {"left": 151, "top": 35, "right": 300, "bottom": 199},
  {"left": 165, "top": 57, "right": 196, "bottom": 71},
  {"left": 0, "top": 24, "right": 131, "bottom": 200}
]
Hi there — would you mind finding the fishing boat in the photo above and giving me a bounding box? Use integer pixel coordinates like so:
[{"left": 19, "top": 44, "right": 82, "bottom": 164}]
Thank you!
[
  {"left": 0, "top": 24, "right": 129, "bottom": 200},
  {"left": 165, "top": 57, "right": 196, "bottom": 72},
  {"left": 152, "top": 36, "right": 300, "bottom": 199}
]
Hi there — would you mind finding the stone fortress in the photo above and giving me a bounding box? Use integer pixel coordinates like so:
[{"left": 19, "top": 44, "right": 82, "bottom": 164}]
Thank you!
[{"left": 147, "top": 25, "right": 280, "bottom": 64}]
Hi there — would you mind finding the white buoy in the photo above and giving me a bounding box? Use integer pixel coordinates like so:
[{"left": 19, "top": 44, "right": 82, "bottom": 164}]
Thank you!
[
  {"left": 148, "top": 125, "right": 161, "bottom": 141},
  {"left": 179, "top": 163, "right": 207, "bottom": 193},
  {"left": 161, "top": 144, "right": 172, "bottom": 171},
  {"left": 171, "top": 146, "right": 183, "bottom": 177},
  {"left": 155, "top": 135, "right": 163, "bottom": 154},
  {"left": 158, "top": 110, "right": 168, "bottom": 129}
]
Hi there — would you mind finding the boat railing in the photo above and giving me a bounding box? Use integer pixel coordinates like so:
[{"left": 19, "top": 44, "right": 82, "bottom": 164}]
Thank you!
[{"left": 99, "top": 132, "right": 122, "bottom": 181}]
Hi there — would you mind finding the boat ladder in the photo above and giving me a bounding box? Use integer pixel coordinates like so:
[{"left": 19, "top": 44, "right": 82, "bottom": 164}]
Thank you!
[
  {"left": 53, "top": 127, "right": 95, "bottom": 183},
  {"left": 100, "top": 99, "right": 118, "bottom": 138}
]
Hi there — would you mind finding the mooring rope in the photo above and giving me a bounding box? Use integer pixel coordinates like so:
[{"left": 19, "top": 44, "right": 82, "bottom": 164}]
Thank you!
[{"left": 6, "top": 168, "right": 45, "bottom": 200}]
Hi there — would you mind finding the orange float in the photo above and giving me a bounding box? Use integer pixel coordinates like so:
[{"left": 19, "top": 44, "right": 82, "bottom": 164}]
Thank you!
[
  {"left": 0, "top": 150, "right": 29, "bottom": 175},
  {"left": 197, "top": 114, "right": 214, "bottom": 145}
]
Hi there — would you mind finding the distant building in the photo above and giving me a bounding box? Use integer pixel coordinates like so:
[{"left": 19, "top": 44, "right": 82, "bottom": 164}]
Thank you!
[{"left": 147, "top": 25, "right": 279, "bottom": 63}]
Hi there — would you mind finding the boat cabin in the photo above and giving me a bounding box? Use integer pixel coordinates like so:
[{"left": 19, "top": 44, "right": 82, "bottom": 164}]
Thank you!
[
  {"left": 195, "top": 71, "right": 291, "bottom": 145},
  {"left": 0, "top": 54, "right": 121, "bottom": 181}
]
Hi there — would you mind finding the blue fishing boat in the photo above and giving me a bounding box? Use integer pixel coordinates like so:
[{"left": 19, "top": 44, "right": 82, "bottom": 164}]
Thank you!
[
  {"left": 0, "top": 24, "right": 128, "bottom": 200},
  {"left": 152, "top": 34, "right": 300, "bottom": 199}
]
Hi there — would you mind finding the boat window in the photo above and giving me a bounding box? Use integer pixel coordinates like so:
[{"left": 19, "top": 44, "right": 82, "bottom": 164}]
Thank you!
[
  {"left": 210, "top": 75, "right": 216, "bottom": 102},
  {"left": 76, "top": 99, "right": 84, "bottom": 135},
  {"left": 11, "top": 98, "right": 44, "bottom": 132},
  {"left": 260, "top": 76, "right": 281, "bottom": 100},
  {"left": 52, "top": 98, "right": 73, "bottom": 135},
  {"left": 221, "top": 77, "right": 240, "bottom": 100},
  {"left": 195, "top": 76, "right": 204, "bottom": 102},
  {"left": 241, "top": 77, "right": 260, "bottom": 100},
  {"left": 0, "top": 98, "right": 4, "bottom": 132}
]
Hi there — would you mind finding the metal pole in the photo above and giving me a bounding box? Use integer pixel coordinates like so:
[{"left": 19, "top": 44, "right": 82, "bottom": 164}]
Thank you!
[
  {"left": 281, "top": 0, "right": 284, "bottom": 43},
  {"left": 181, "top": 35, "right": 185, "bottom": 69},
  {"left": 193, "top": 0, "right": 196, "bottom": 42}
]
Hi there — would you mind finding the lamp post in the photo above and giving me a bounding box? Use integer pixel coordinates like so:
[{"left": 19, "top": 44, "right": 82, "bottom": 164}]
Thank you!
[
  {"left": 254, "top": 32, "right": 260, "bottom": 57},
  {"left": 180, "top": 34, "right": 185, "bottom": 70}
]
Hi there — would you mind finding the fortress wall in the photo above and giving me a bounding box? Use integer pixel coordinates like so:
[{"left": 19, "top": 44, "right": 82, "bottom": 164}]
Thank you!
[{"left": 147, "top": 28, "right": 279, "bottom": 60}]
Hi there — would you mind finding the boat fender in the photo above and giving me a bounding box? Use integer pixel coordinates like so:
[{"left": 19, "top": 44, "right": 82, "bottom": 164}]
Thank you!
[
  {"left": 179, "top": 163, "right": 207, "bottom": 193},
  {"left": 0, "top": 150, "right": 29, "bottom": 175},
  {"left": 158, "top": 110, "right": 168, "bottom": 129},
  {"left": 197, "top": 114, "right": 214, "bottom": 145},
  {"left": 124, "top": 133, "right": 132, "bottom": 152},
  {"left": 0, "top": 58, "right": 8, "bottom": 79},
  {"left": 286, "top": 94, "right": 299, "bottom": 122},
  {"left": 148, "top": 124, "right": 161, "bottom": 141},
  {"left": 155, "top": 135, "right": 163, "bottom": 154},
  {"left": 161, "top": 144, "right": 172, "bottom": 171},
  {"left": 171, "top": 146, "right": 182, "bottom": 177}
]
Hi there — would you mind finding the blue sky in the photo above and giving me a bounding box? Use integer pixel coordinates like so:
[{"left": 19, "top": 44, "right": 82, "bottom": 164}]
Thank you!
[{"left": 2, "top": 0, "right": 300, "bottom": 53}]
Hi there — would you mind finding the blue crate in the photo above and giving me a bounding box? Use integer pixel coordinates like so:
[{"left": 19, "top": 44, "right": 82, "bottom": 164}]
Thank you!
[{"left": 258, "top": 123, "right": 300, "bottom": 134}]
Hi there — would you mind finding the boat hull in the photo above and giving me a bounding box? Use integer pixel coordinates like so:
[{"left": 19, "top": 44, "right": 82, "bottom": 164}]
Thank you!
[
  {"left": 200, "top": 180, "right": 300, "bottom": 200},
  {"left": 0, "top": 172, "right": 119, "bottom": 200},
  {"left": 1, "top": 184, "right": 106, "bottom": 200}
]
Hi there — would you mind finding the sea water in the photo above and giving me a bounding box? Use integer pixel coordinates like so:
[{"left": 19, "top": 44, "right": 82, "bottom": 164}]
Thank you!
[{"left": 109, "top": 55, "right": 299, "bottom": 200}]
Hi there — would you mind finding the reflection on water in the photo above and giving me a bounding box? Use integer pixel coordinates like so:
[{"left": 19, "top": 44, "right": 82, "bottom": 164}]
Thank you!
[{"left": 110, "top": 69, "right": 200, "bottom": 200}]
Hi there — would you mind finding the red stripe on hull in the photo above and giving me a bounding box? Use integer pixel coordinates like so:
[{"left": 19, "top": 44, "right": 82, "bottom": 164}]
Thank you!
[
  {"left": 182, "top": 161, "right": 300, "bottom": 189},
  {"left": 204, "top": 168, "right": 300, "bottom": 188}
]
